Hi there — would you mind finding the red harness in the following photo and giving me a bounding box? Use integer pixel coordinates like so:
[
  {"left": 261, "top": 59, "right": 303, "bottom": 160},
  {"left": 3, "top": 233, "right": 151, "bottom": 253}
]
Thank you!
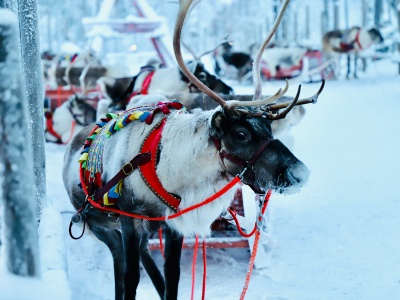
[
  {"left": 340, "top": 29, "right": 371, "bottom": 52},
  {"left": 80, "top": 102, "right": 183, "bottom": 211},
  {"left": 139, "top": 118, "right": 181, "bottom": 211},
  {"left": 45, "top": 110, "right": 76, "bottom": 144},
  {"left": 127, "top": 70, "right": 156, "bottom": 101},
  {"left": 72, "top": 101, "right": 273, "bottom": 232},
  {"left": 44, "top": 111, "right": 62, "bottom": 143},
  {"left": 355, "top": 30, "right": 363, "bottom": 50},
  {"left": 141, "top": 71, "right": 155, "bottom": 94}
]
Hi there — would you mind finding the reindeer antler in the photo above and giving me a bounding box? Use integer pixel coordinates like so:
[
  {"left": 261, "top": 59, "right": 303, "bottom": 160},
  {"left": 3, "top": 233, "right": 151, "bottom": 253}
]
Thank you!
[
  {"left": 182, "top": 37, "right": 231, "bottom": 62},
  {"left": 64, "top": 56, "right": 78, "bottom": 94},
  {"left": 267, "top": 80, "right": 325, "bottom": 111},
  {"left": 174, "top": 0, "right": 322, "bottom": 119},
  {"left": 229, "top": 79, "right": 289, "bottom": 108},
  {"left": 79, "top": 61, "right": 94, "bottom": 96},
  {"left": 174, "top": 0, "right": 228, "bottom": 108},
  {"left": 229, "top": 0, "right": 293, "bottom": 109},
  {"left": 250, "top": 80, "right": 324, "bottom": 120}
]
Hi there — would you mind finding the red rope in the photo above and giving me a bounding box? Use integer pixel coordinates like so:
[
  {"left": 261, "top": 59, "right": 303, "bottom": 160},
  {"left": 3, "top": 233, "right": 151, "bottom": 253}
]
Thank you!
[
  {"left": 239, "top": 191, "right": 272, "bottom": 300},
  {"left": 239, "top": 230, "right": 261, "bottom": 300},
  {"left": 227, "top": 208, "right": 257, "bottom": 238},
  {"left": 158, "top": 227, "right": 164, "bottom": 258},
  {"left": 261, "top": 190, "right": 272, "bottom": 214},
  {"left": 227, "top": 189, "right": 271, "bottom": 238},
  {"left": 202, "top": 238, "right": 207, "bottom": 300},
  {"left": 191, "top": 235, "right": 199, "bottom": 300}
]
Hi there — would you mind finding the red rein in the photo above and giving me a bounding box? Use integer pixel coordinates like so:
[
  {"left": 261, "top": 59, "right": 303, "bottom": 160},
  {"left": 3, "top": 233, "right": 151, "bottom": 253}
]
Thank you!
[{"left": 79, "top": 161, "right": 241, "bottom": 221}]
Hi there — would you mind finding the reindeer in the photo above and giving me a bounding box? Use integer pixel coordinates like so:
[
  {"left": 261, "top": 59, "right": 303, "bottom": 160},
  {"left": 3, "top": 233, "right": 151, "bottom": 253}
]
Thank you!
[
  {"left": 47, "top": 60, "right": 233, "bottom": 143},
  {"left": 44, "top": 95, "right": 96, "bottom": 144},
  {"left": 322, "top": 26, "right": 384, "bottom": 79},
  {"left": 97, "top": 59, "right": 233, "bottom": 111},
  {"left": 45, "top": 59, "right": 97, "bottom": 144},
  {"left": 261, "top": 46, "right": 307, "bottom": 79},
  {"left": 63, "top": 0, "right": 323, "bottom": 299},
  {"left": 214, "top": 41, "right": 253, "bottom": 81}
]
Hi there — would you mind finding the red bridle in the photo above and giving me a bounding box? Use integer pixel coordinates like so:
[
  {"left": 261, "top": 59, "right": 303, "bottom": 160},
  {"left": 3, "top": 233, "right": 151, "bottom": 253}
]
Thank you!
[{"left": 212, "top": 137, "right": 275, "bottom": 194}]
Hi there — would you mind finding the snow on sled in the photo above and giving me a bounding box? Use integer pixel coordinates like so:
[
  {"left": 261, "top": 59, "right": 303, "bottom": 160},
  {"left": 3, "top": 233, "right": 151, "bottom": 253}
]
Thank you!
[{"left": 260, "top": 47, "right": 306, "bottom": 80}]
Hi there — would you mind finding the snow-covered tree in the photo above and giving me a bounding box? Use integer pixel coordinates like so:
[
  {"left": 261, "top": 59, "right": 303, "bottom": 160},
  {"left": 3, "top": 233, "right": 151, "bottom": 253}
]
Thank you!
[
  {"left": 0, "top": 8, "right": 39, "bottom": 277},
  {"left": 16, "top": 0, "right": 47, "bottom": 220},
  {"left": 375, "top": 0, "right": 383, "bottom": 26}
]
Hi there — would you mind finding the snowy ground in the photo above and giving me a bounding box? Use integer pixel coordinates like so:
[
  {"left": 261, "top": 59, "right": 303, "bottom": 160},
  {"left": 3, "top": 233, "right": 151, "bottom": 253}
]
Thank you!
[{"left": 2, "top": 58, "right": 400, "bottom": 300}]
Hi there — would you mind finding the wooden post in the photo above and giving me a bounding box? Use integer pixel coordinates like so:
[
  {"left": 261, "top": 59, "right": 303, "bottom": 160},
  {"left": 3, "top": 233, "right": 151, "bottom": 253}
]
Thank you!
[{"left": 0, "top": 9, "right": 39, "bottom": 277}]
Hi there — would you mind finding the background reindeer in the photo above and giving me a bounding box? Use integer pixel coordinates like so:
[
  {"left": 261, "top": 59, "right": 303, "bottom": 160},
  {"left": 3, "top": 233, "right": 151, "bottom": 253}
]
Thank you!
[
  {"left": 214, "top": 41, "right": 253, "bottom": 81},
  {"left": 322, "top": 26, "right": 384, "bottom": 78},
  {"left": 63, "top": 0, "right": 322, "bottom": 299},
  {"left": 45, "top": 59, "right": 97, "bottom": 144},
  {"left": 97, "top": 59, "right": 233, "bottom": 112}
]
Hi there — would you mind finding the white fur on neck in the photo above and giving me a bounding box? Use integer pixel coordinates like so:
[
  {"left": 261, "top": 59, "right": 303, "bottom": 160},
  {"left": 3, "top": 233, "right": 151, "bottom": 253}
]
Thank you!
[
  {"left": 159, "top": 109, "right": 237, "bottom": 237},
  {"left": 52, "top": 101, "right": 83, "bottom": 143},
  {"left": 135, "top": 68, "right": 189, "bottom": 97}
]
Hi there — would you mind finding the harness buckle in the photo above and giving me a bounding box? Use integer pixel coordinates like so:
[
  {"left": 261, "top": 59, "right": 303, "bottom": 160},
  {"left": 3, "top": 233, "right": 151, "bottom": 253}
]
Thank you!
[
  {"left": 238, "top": 167, "right": 248, "bottom": 180},
  {"left": 256, "top": 212, "right": 264, "bottom": 230},
  {"left": 122, "top": 162, "right": 134, "bottom": 175},
  {"left": 256, "top": 194, "right": 266, "bottom": 229}
]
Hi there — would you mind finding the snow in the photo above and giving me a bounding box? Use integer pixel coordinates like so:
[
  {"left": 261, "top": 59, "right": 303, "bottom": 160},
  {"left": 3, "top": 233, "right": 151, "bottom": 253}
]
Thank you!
[
  {"left": 0, "top": 9, "right": 18, "bottom": 25},
  {"left": 60, "top": 42, "right": 82, "bottom": 54},
  {"left": 2, "top": 57, "right": 400, "bottom": 299}
]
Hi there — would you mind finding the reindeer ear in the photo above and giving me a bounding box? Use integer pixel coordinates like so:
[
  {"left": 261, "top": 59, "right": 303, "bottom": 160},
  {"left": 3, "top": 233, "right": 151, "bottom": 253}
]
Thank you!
[{"left": 210, "top": 111, "right": 228, "bottom": 139}]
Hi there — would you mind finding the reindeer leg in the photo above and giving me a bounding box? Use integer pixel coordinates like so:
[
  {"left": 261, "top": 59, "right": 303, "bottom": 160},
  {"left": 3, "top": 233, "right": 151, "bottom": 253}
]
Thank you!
[
  {"left": 140, "top": 232, "right": 165, "bottom": 299},
  {"left": 354, "top": 54, "right": 358, "bottom": 79},
  {"left": 346, "top": 54, "right": 351, "bottom": 79},
  {"left": 164, "top": 227, "right": 184, "bottom": 300},
  {"left": 90, "top": 224, "right": 125, "bottom": 300},
  {"left": 120, "top": 216, "right": 141, "bottom": 299}
]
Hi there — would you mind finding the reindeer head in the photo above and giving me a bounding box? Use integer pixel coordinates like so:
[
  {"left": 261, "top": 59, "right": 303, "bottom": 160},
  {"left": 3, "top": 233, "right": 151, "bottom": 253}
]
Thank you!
[
  {"left": 368, "top": 28, "right": 384, "bottom": 44},
  {"left": 180, "top": 60, "right": 234, "bottom": 95},
  {"left": 174, "top": 0, "right": 324, "bottom": 194}
]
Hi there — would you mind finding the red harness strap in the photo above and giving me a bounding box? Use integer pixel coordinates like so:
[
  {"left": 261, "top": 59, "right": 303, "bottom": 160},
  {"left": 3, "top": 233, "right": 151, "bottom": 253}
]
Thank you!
[
  {"left": 139, "top": 118, "right": 181, "bottom": 211},
  {"left": 141, "top": 71, "right": 155, "bottom": 95},
  {"left": 355, "top": 30, "right": 363, "bottom": 50},
  {"left": 340, "top": 29, "right": 371, "bottom": 52},
  {"left": 92, "top": 153, "right": 152, "bottom": 204},
  {"left": 44, "top": 111, "right": 62, "bottom": 142},
  {"left": 126, "top": 71, "right": 156, "bottom": 103}
]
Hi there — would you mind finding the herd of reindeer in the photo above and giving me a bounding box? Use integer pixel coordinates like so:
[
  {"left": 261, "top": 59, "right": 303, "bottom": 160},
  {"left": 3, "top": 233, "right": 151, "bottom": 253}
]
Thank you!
[
  {"left": 49, "top": 1, "right": 384, "bottom": 299},
  {"left": 44, "top": 20, "right": 383, "bottom": 145},
  {"left": 43, "top": 19, "right": 384, "bottom": 144}
]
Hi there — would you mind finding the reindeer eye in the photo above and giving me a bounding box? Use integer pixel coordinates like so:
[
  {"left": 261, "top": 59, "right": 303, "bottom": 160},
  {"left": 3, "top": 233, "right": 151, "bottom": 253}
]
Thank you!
[
  {"left": 198, "top": 72, "right": 207, "bottom": 82},
  {"left": 235, "top": 131, "right": 249, "bottom": 141}
]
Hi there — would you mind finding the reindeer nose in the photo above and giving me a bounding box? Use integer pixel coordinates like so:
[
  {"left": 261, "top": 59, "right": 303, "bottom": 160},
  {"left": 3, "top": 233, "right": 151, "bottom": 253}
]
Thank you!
[{"left": 285, "top": 162, "right": 310, "bottom": 186}]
